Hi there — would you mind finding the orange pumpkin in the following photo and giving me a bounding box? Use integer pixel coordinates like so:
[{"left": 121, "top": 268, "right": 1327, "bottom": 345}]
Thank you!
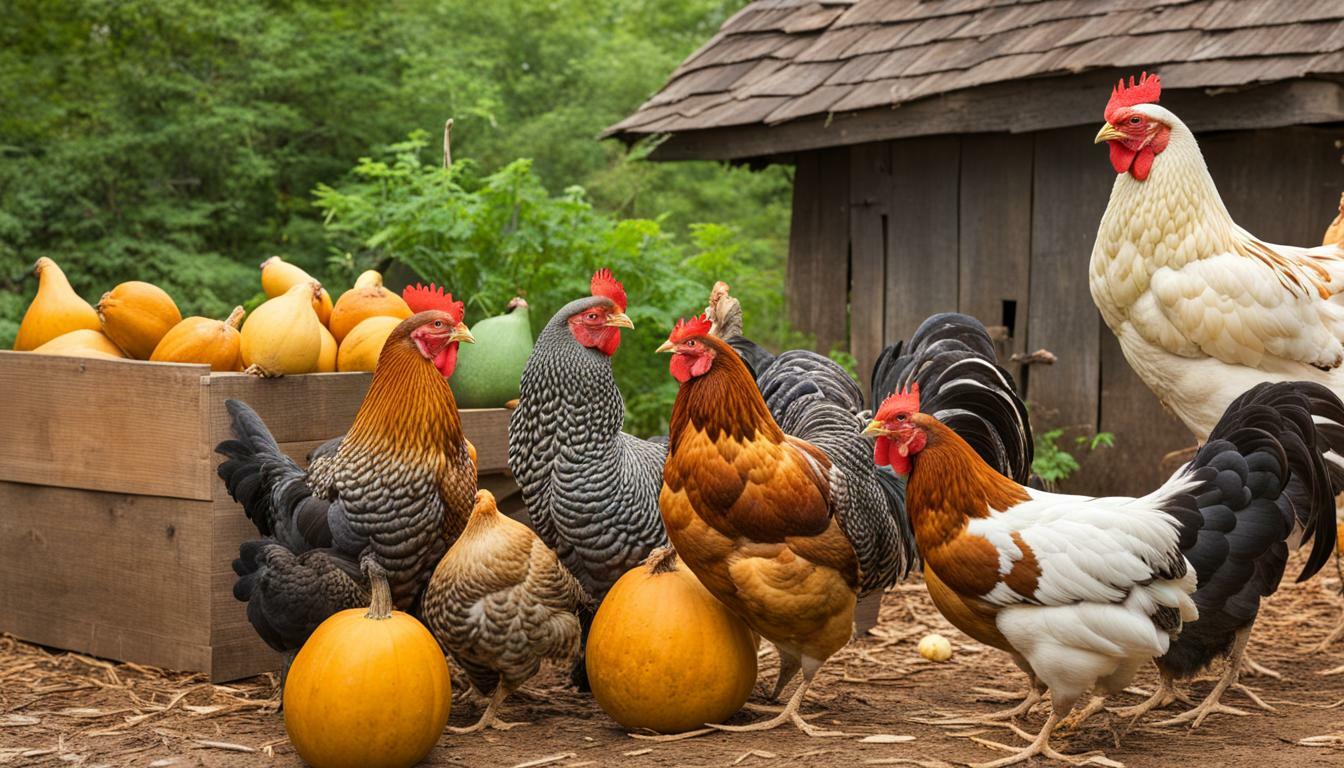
[
  {"left": 587, "top": 547, "right": 757, "bottom": 733},
  {"left": 284, "top": 577, "right": 451, "bottom": 768}
]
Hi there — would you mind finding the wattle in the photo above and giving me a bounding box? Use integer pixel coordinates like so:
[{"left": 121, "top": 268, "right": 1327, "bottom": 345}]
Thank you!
[
  {"left": 1108, "top": 141, "right": 1155, "bottom": 181},
  {"left": 436, "top": 342, "right": 459, "bottom": 378}
]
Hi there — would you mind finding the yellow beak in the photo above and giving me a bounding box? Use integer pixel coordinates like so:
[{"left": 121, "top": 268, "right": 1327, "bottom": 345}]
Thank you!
[
  {"left": 450, "top": 323, "right": 476, "bottom": 344},
  {"left": 605, "top": 312, "right": 634, "bottom": 330},
  {"left": 861, "top": 419, "right": 887, "bottom": 438},
  {"left": 655, "top": 340, "right": 675, "bottom": 354},
  {"left": 1094, "top": 122, "right": 1125, "bottom": 144}
]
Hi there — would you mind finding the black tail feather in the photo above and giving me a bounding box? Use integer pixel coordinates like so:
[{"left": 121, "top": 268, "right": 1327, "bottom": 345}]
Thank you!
[{"left": 874, "top": 313, "right": 1033, "bottom": 484}]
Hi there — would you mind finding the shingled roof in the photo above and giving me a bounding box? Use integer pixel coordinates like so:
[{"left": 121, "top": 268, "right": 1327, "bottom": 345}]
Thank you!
[{"left": 607, "top": 0, "right": 1344, "bottom": 160}]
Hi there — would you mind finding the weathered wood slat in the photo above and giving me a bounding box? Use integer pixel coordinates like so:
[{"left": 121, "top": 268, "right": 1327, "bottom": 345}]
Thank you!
[
  {"left": 788, "top": 147, "right": 851, "bottom": 355},
  {"left": 1026, "top": 126, "right": 1109, "bottom": 433},
  {"left": 0, "top": 353, "right": 212, "bottom": 499},
  {"left": 884, "top": 136, "right": 960, "bottom": 348},
  {"left": 1094, "top": 333, "right": 1194, "bottom": 498},
  {"left": 959, "top": 133, "right": 1034, "bottom": 367},
  {"left": 848, "top": 141, "right": 891, "bottom": 394},
  {"left": 0, "top": 481, "right": 212, "bottom": 672}
]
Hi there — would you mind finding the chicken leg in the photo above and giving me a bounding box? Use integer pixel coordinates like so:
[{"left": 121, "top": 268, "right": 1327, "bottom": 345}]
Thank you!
[
  {"left": 1157, "top": 625, "right": 1269, "bottom": 727},
  {"left": 710, "top": 663, "right": 844, "bottom": 737},
  {"left": 913, "top": 667, "right": 1044, "bottom": 725},
  {"left": 1109, "top": 668, "right": 1190, "bottom": 719},
  {"left": 446, "top": 686, "right": 526, "bottom": 733},
  {"left": 968, "top": 696, "right": 1110, "bottom": 768}
]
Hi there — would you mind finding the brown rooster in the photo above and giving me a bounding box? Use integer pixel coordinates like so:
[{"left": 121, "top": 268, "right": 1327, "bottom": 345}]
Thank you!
[
  {"left": 657, "top": 312, "right": 1032, "bottom": 736},
  {"left": 422, "top": 489, "right": 589, "bottom": 733},
  {"left": 218, "top": 287, "right": 477, "bottom": 671}
]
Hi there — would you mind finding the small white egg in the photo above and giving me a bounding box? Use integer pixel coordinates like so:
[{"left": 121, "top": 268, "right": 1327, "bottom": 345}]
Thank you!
[{"left": 917, "top": 633, "right": 953, "bottom": 662}]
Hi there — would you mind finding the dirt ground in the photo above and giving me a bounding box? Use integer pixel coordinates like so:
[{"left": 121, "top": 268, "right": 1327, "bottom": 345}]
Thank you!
[{"left": 3, "top": 566, "right": 1343, "bottom": 768}]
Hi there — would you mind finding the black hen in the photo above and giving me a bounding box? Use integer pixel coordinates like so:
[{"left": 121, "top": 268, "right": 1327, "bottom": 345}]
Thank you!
[{"left": 1118, "top": 381, "right": 1344, "bottom": 726}]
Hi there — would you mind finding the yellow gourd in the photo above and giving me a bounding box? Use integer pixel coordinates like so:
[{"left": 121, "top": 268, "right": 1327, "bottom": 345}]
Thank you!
[
  {"left": 151, "top": 307, "right": 246, "bottom": 371},
  {"left": 241, "top": 282, "right": 323, "bottom": 376},
  {"left": 329, "top": 285, "right": 412, "bottom": 343},
  {"left": 284, "top": 577, "right": 451, "bottom": 768},
  {"left": 33, "top": 329, "right": 127, "bottom": 359},
  {"left": 14, "top": 257, "right": 101, "bottom": 351},
  {"left": 260, "top": 256, "right": 333, "bottom": 325},
  {"left": 316, "top": 323, "right": 338, "bottom": 373},
  {"left": 353, "top": 269, "right": 383, "bottom": 289},
  {"left": 97, "top": 281, "right": 183, "bottom": 360},
  {"left": 587, "top": 547, "right": 758, "bottom": 733},
  {"left": 337, "top": 315, "right": 401, "bottom": 372}
]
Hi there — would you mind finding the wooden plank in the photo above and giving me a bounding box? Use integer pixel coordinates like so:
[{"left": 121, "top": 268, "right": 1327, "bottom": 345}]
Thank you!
[
  {"left": 204, "top": 371, "right": 372, "bottom": 445},
  {"left": 848, "top": 141, "right": 891, "bottom": 394},
  {"left": 642, "top": 78, "right": 1344, "bottom": 162},
  {"left": 885, "top": 137, "right": 960, "bottom": 348},
  {"left": 0, "top": 481, "right": 212, "bottom": 672},
  {"left": 959, "top": 133, "right": 1033, "bottom": 366},
  {"left": 0, "top": 352, "right": 212, "bottom": 500},
  {"left": 788, "top": 147, "right": 851, "bottom": 354},
  {"left": 1025, "top": 125, "right": 1109, "bottom": 439},
  {"left": 1198, "top": 125, "right": 1344, "bottom": 247},
  {"left": 1094, "top": 333, "right": 1195, "bottom": 497}
]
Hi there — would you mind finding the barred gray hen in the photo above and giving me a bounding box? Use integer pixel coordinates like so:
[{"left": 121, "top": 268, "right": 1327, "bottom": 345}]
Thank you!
[
  {"left": 217, "top": 299, "right": 477, "bottom": 666},
  {"left": 506, "top": 269, "right": 662, "bottom": 688},
  {"left": 1113, "top": 381, "right": 1344, "bottom": 727}
]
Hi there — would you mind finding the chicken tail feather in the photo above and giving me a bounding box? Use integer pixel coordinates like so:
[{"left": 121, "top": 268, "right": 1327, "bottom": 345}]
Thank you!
[{"left": 232, "top": 539, "right": 368, "bottom": 653}]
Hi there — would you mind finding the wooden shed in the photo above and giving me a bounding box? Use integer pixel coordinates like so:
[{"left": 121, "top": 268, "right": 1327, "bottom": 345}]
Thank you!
[{"left": 608, "top": 0, "right": 1344, "bottom": 494}]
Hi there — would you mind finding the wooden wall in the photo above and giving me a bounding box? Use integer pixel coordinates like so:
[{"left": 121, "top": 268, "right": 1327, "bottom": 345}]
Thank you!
[{"left": 788, "top": 124, "right": 1344, "bottom": 495}]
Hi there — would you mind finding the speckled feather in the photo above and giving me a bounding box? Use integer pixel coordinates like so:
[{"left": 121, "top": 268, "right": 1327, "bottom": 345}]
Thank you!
[
  {"left": 507, "top": 296, "right": 668, "bottom": 603},
  {"left": 422, "top": 491, "right": 589, "bottom": 695}
]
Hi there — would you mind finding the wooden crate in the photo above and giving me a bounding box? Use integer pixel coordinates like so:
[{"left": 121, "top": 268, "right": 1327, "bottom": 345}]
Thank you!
[{"left": 0, "top": 351, "right": 513, "bottom": 681}]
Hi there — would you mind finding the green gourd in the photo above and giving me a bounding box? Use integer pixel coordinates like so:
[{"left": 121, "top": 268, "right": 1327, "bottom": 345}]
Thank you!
[{"left": 450, "top": 298, "right": 533, "bottom": 408}]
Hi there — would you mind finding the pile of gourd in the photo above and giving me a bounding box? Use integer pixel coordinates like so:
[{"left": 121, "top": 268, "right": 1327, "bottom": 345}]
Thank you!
[{"left": 12, "top": 256, "right": 416, "bottom": 375}]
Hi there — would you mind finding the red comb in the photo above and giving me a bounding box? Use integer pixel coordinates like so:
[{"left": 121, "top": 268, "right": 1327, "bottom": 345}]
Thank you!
[
  {"left": 402, "top": 283, "right": 465, "bottom": 324},
  {"left": 1105, "top": 72, "right": 1161, "bottom": 122},
  {"left": 590, "top": 268, "right": 627, "bottom": 312},
  {"left": 669, "top": 313, "right": 713, "bottom": 343},
  {"left": 875, "top": 382, "right": 920, "bottom": 420}
]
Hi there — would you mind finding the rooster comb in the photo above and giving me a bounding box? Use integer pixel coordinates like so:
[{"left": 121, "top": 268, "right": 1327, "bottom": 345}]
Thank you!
[
  {"left": 875, "top": 382, "right": 921, "bottom": 420},
  {"left": 668, "top": 313, "right": 713, "bottom": 343},
  {"left": 402, "top": 283, "right": 465, "bottom": 324},
  {"left": 1105, "top": 72, "right": 1161, "bottom": 122},
  {"left": 590, "top": 268, "right": 627, "bottom": 311}
]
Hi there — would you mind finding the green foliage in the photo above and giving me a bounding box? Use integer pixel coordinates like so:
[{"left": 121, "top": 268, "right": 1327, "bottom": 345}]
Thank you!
[
  {"left": 1032, "top": 429, "right": 1116, "bottom": 488},
  {"left": 1, "top": 0, "right": 791, "bottom": 358},
  {"left": 314, "top": 133, "right": 792, "bottom": 436}
]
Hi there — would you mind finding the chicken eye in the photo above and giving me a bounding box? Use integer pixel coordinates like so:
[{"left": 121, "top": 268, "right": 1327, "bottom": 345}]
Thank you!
[
  {"left": 587, "top": 313, "right": 599, "bottom": 321},
  {"left": 685, "top": 339, "right": 697, "bottom": 347},
  {"left": 1128, "top": 116, "right": 1142, "bottom": 125},
  {"left": 433, "top": 320, "right": 444, "bottom": 328},
  {"left": 896, "top": 413, "right": 907, "bottom": 422}
]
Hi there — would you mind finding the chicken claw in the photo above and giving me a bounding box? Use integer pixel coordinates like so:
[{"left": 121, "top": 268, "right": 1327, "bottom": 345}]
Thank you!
[
  {"left": 969, "top": 713, "right": 1116, "bottom": 768},
  {"left": 710, "top": 677, "right": 846, "bottom": 737},
  {"left": 446, "top": 686, "right": 528, "bottom": 734}
]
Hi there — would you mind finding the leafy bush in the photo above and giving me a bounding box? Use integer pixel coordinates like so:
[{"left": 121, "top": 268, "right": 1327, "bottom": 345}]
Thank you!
[
  {"left": 315, "top": 133, "right": 799, "bottom": 436},
  {"left": 1032, "top": 429, "right": 1115, "bottom": 488}
]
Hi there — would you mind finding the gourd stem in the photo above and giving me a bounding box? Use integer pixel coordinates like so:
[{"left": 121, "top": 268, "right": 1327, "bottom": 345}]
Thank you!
[
  {"left": 647, "top": 546, "right": 680, "bottom": 575},
  {"left": 364, "top": 561, "right": 394, "bottom": 620},
  {"left": 225, "top": 306, "right": 246, "bottom": 329}
]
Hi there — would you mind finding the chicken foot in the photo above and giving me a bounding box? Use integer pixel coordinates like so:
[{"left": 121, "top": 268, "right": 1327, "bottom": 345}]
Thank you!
[
  {"left": 911, "top": 675, "right": 1045, "bottom": 725},
  {"left": 968, "top": 710, "right": 1109, "bottom": 768},
  {"left": 1109, "top": 671, "right": 1189, "bottom": 719},
  {"left": 1056, "top": 695, "right": 1107, "bottom": 732},
  {"left": 1239, "top": 651, "right": 1281, "bottom": 680},
  {"left": 710, "top": 672, "right": 845, "bottom": 737},
  {"left": 446, "top": 686, "right": 526, "bottom": 734},
  {"left": 1156, "top": 625, "right": 1268, "bottom": 728}
]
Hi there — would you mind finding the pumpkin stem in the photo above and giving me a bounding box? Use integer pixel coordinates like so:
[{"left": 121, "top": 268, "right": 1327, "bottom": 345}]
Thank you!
[
  {"left": 363, "top": 559, "right": 394, "bottom": 620},
  {"left": 225, "top": 306, "right": 246, "bottom": 329},
  {"left": 646, "top": 546, "right": 681, "bottom": 575}
]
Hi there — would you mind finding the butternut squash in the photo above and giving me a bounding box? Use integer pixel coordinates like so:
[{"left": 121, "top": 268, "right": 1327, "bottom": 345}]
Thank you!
[
  {"left": 97, "top": 281, "right": 182, "bottom": 359},
  {"left": 316, "top": 323, "right": 338, "bottom": 373},
  {"left": 151, "top": 307, "right": 245, "bottom": 371},
  {"left": 241, "top": 282, "right": 323, "bottom": 376},
  {"left": 353, "top": 269, "right": 383, "bottom": 289},
  {"left": 260, "top": 256, "right": 333, "bottom": 325},
  {"left": 33, "top": 329, "right": 127, "bottom": 359},
  {"left": 14, "top": 258, "right": 101, "bottom": 351}
]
